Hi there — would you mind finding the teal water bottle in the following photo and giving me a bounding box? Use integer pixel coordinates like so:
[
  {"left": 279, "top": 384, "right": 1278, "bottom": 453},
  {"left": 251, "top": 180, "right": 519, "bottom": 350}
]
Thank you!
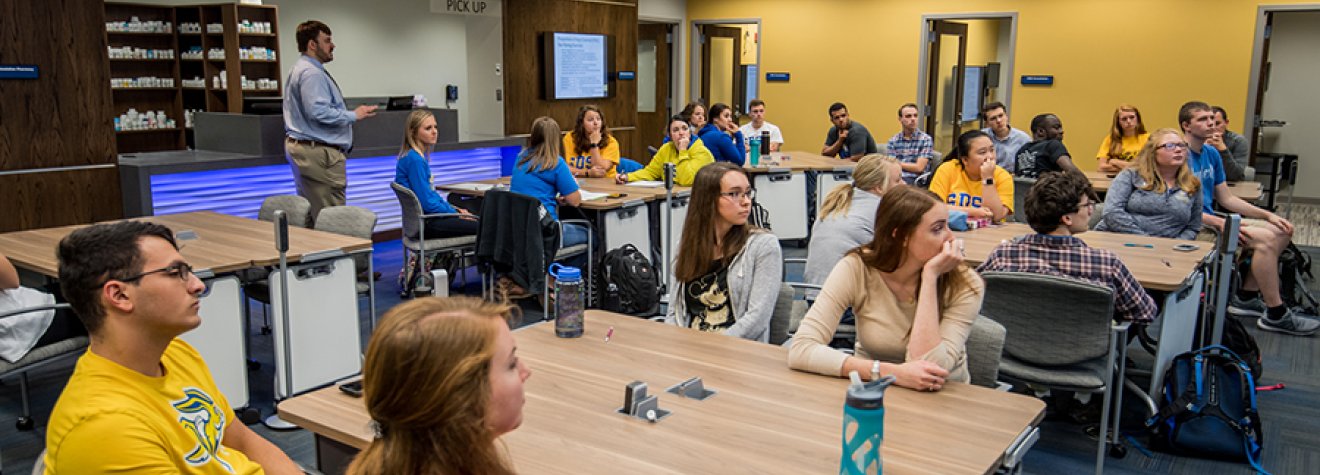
[
  {"left": 549, "top": 263, "right": 584, "bottom": 338},
  {"left": 841, "top": 372, "right": 895, "bottom": 475},
  {"left": 749, "top": 136, "right": 761, "bottom": 166}
]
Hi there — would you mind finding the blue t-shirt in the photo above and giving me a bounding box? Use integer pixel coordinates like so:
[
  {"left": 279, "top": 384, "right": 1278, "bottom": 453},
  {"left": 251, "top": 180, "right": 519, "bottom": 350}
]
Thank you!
[
  {"left": 1186, "top": 145, "right": 1225, "bottom": 214},
  {"left": 394, "top": 149, "right": 457, "bottom": 215},
  {"left": 511, "top": 150, "right": 579, "bottom": 220}
]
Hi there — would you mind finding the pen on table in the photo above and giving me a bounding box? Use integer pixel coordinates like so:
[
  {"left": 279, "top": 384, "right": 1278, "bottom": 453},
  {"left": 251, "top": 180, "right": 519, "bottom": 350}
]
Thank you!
[
  {"left": 1124, "top": 243, "right": 1155, "bottom": 248},
  {"left": 1162, "top": 258, "right": 1172, "bottom": 267},
  {"left": 605, "top": 326, "right": 614, "bottom": 343}
]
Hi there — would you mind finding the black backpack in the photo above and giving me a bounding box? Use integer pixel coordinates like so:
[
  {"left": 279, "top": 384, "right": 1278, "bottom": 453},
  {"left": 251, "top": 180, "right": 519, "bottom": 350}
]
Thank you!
[
  {"left": 1221, "top": 316, "right": 1263, "bottom": 380},
  {"left": 1147, "top": 345, "right": 1266, "bottom": 472},
  {"left": 596, "top": 244, "right": 660, "bottom": 316},
  {"left": 1279, "top": 242, "right": 1318, "bottom": 315}
]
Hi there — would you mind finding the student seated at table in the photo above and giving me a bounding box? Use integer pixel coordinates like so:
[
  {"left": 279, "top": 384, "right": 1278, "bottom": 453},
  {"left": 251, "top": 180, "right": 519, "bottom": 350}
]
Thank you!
[
  {"left": 395, "top": 109, "right": 478, "bottom": 238},
  {"left": 804, "top": 155, "right": 903, "bottom": 291},
  {"left": 929, "top": 130, "right": 1015, "bottom": 222},
  {"left": 977, "top": 171, "right": 1156, "bottom": 324},
  {"left": 1015, "top": 113, "right": 1082, "bottom": 180},
  {"left": 666, "top": 162, "right": 782, "bottom": 342},
  {"left": 617, "top": 115, "right": 715, "bottom": 187},
  {"left": 1095, "top": 104, "right": 1150, "bottom": 173},
  {"left": 563, "top": 104, "right": 619, "bottom": 178},
  {"left": 510, "top": 117, "right": 588, "bottom": 295},
  {"left": 45, "top": 221, "right": 300, "bottom": 473},
  {"left": 789, "top": 186, "right": 981, "bottom": 391},
  {"left": 346, "top": 296, "right": 529, "bottom": 475},
  {"left": 822, "top": 102, "right": 880, "bottom": 161},
  {"left": 1096, "top": 128, "right": 1202, "bottom": 240},
  {"left": 699, "top": 103, "right": 747, "bottom": 165}
]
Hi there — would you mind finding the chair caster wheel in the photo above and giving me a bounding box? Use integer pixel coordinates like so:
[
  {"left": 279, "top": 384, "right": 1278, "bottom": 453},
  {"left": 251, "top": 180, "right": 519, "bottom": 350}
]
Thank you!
[
  {"left": 260, "top": 326, "right": 271, "bottom": 335},
  {"left": 1108, "top": 444, "right": 1127, "bottom": 459},
  {"left": 17, "top": 416, "right": 34, "bottom": 431},
  {"left": 247, "top": 359, "right": 261, "bottom": 371},
  {"left": 237, "top": 407, "right": 262, "bottom": 425}
]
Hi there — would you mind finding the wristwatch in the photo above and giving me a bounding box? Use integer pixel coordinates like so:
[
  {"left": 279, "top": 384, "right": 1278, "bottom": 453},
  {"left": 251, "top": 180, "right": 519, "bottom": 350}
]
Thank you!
[
  {"left": 589, "top": 142, "right": 600, "bottom": 150},
  {"left": 870, "top": 360, "right": 881, "bottom": 380},
  {"left": 983, "top": 177, "right": 994, "bottom": 185}
]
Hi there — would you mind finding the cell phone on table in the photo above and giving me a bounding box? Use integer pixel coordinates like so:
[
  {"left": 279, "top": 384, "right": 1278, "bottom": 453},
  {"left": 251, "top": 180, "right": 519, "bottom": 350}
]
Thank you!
[
  {"left": 1173, "top": 243, "right": 1200, "bottom": 252},
  {"left": 339, "top": 379, "right": 364, "bottom": 398}
]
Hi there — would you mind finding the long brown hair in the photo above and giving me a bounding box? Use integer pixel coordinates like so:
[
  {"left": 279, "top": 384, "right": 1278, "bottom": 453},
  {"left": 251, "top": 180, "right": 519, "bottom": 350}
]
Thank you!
[
  {"left": 570, "top": 105, "right": 612, "bottom": 156},
  {"left": 1131, "top": 128, "right": 1201, "bottom": 195},
  {"left": 819, "top": 154, "right": 900, "bottom": 220},
  {"left": 346, "top": 297, "right": 519, "bottom": 475},
  {"left": 518, "top": 116, "right": 563, "bottom": 172},
  {"left": 398, "top": 109, "right": 434, "bottom": 158},
  {"left": 851, "top": 186, "right": 978, "bottom": 307},
  {"left": 1107, "top": 104, "right": 1147, "bottom": 159},
  {"left": 674, "top": 162, "right": 762, "bottom": 282}
]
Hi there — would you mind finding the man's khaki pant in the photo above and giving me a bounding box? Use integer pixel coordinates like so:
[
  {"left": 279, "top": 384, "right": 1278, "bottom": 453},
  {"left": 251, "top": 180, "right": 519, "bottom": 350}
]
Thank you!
[{"left": 284, "top": 141, "right": 347, "bottom": 225}]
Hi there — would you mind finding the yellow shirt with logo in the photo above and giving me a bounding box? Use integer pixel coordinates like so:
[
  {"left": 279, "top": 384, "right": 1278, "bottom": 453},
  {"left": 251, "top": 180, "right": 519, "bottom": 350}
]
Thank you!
[
  {"left": 928, "top": 160, "right": 1015, "bottom": 215},
  {"left": 562, "top": 133, "right": 619, "bottom": 178},
  {"left": 1095, "top": 133, "right": 1150, "bottom": 162},
  {"left": 45, "top": 339, "right": 260, "bottom": 474}
]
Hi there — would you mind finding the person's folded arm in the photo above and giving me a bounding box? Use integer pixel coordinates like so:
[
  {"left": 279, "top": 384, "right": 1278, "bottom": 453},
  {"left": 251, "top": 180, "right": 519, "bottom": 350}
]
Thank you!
[{"left": 788, "top": 256, "right": 861, "bottom": 376}]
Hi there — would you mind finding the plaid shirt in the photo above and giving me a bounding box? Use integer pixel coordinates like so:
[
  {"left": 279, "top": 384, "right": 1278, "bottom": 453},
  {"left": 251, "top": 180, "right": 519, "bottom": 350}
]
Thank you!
[
  {"left": 886, "top": 131, "right": 934, "bottom": 182},
  {"left": 975, "top": 234, "right": 1156, "bottom": 322}
]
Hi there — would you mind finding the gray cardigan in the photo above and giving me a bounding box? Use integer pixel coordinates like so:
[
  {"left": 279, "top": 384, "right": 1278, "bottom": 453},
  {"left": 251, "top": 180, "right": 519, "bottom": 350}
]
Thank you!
[
  {"left": 804, "top": 189, "right": 881, "bottom": 291},
  {"left": 1097, "top": 168, "right": 1202, "bottom": 240},
  {"left": 667, "top": 231, "right": 783, "bottom": 342}
]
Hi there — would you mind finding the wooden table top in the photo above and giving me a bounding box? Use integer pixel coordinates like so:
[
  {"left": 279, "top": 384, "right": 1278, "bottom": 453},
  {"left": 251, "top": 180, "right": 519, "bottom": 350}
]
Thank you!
[
  {"left": 1083, "top": 170, "right": 1262, "bottom": 201},
  {"left": 957, "top": 223, "right": 1213, "bottom": 292},
  {"left": 744, "top": 150, "right": 857, "bottom": 173},
  {"left": 440, "top": 177, "right": 689, "bottom": 210},
  {"left": 278, "top": 311, "right": 1045, "bottom": 475},
  {"left": 0, "top": 211, "right": 371, "bottom": 277}
]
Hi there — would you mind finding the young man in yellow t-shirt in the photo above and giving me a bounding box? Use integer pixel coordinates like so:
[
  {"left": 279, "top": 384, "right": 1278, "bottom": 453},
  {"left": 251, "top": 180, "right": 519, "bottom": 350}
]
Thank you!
[{"left": 45, "top": 221, "right": 300, "bottom": 474}]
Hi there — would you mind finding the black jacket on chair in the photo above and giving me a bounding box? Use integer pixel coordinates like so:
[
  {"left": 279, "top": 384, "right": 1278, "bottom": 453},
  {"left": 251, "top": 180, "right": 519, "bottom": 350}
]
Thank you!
[{"left": 475, "top": 190, "right": 558, "bottom": 292}]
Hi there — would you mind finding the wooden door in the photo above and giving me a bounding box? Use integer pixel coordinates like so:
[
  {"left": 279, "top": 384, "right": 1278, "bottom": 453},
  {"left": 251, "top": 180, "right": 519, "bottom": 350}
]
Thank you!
[
  {"left": 923, "top": 20, "right": 968, "bottom": 153},
  {"left": 699, "top": 25, "right": 743, "bottom": 114},
  {"left": 637, "top": 23, "right": 672, "bottom": 163}
]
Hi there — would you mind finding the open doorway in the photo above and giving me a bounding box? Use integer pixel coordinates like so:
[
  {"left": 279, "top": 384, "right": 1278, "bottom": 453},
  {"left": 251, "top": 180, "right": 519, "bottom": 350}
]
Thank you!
[
  {"left": 916, "top": 14, "right": 1018, "bottom": 154},
  {"left": 690, "top": 19, "right": 761, "bottom": 117},
  {"left": 1246, "top": 6, "right": 1320, "bottom": 209}
]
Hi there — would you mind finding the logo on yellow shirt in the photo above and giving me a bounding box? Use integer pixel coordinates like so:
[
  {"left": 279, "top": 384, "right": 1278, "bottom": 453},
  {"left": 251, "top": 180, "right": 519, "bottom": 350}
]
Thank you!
[{"left": 173, "top": 387, "right": 234, "bottom": 472}]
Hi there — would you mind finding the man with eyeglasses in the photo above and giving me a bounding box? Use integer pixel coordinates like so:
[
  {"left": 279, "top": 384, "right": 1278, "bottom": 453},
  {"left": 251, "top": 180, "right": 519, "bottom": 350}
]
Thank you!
[
  {"left": 45, "top": 221, "right": 301, "bottom": 473},
  {"left": 977, "top": 171, "right": 1156, "bottom": 324},
  {"left": 1179, "top": 101, "right": 1316, "bottom": 336}
]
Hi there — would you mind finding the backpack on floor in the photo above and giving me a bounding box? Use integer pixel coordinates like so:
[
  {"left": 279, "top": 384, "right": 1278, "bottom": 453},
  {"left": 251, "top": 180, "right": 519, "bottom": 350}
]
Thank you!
[
  {"left": 1221, "top": 316, "right": 1263, "bottom": 380},
  {"left": 596, "top": 244, "right": 660, "bottom": 316},
  {"left": 1279, "top": 242, "right": 1318, "bottom": 315},
  {"left": 1147, "top": 345, "right": 1266, "bottom": 472}
]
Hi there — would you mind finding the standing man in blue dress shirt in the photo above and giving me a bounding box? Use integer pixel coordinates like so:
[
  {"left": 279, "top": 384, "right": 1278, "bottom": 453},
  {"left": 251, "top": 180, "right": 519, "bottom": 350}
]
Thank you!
[{"left": 283, "top": 20, "right": 377, "bottom": 224}]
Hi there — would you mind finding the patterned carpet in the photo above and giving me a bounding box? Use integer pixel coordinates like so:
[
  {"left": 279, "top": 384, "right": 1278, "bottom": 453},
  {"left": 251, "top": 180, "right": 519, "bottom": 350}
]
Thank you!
[{"left": 1283, "top": 203, "right": 1320, "bottom": 247}]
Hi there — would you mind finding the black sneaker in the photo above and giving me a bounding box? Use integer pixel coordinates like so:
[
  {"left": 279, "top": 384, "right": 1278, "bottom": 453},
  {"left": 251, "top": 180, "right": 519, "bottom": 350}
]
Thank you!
[{"left": 1257, "top": 307, "right": 1320, "bottom": 336}]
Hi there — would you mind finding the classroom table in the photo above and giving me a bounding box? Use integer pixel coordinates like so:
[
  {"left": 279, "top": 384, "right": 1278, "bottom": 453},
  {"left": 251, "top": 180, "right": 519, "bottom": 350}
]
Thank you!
[
  {"left": 278, "top": 310, "right": 1046, "bottom": 475},
  {"left": 742, "top": 151, "right": 857, "bottom": 242},
  {"left": 957, "top": 223, "right": 1214, "bottom": 398},
  {"left": 1082, "top": 170, "right": 1263, "bottom": 201}
]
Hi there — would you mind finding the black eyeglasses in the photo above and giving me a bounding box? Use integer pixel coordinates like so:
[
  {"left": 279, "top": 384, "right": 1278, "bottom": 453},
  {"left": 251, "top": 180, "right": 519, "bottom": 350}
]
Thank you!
[
  {"left": 113, "top": 263, "right": 196, "bottom": 286},
  {"left": 719, "top": 189, "right": 756, "bottom": 201},
  {"left": 1076, "top": 201, "right": 1096, "bottom": 212}
]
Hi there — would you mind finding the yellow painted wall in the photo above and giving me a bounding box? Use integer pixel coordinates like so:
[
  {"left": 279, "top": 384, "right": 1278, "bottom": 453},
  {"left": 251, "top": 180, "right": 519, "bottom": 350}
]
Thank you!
[{"left": 687, "top": 0, "right": 1303, "bottom": 171}]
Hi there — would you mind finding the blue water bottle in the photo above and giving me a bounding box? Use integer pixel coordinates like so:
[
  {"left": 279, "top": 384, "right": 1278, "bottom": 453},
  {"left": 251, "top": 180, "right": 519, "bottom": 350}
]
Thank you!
[
  {"left": 549, "top": 263, "right": 584, "bottom": 338},
  {"left": 749, "top": 136, "right": 761, "bottom": 166},
  {"left": 841, "top": 372, "right": 895, "bottom": 475}
]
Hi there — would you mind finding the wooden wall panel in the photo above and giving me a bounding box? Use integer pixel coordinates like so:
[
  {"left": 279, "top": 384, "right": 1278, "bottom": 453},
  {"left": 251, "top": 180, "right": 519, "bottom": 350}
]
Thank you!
[
  {"left": 0, "top": 0, "right": 120, "bottom": 230},
  {"left": 1, "top": 168, "right": 123, "bottom": 232},
  {"left": 503, "top": 0, "right": 638, "bottom": 157}
]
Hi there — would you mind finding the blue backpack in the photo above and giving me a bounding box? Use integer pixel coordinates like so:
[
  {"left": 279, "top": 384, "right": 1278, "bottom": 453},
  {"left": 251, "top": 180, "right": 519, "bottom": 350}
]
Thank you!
[{"left": 1147, "top": 345, "right": 1266, "bottom": 473}]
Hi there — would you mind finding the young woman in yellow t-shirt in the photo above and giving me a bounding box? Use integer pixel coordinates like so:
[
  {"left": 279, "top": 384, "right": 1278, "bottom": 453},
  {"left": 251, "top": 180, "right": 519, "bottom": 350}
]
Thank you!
[
  {"left": 1096, "top": 104, "right": 1150, "bottom": 173},
  {"left": 928, "top": 130, "right": 1015, "bottom": 221},
  {"left": 562, "top": 105, "right": 619, "bottom": 178}
]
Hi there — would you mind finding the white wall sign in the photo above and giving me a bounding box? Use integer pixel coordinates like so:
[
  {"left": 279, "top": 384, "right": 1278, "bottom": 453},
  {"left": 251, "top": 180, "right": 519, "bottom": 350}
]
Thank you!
[{"left": 431, "top": 0, "right": 501, "bottom": 17}]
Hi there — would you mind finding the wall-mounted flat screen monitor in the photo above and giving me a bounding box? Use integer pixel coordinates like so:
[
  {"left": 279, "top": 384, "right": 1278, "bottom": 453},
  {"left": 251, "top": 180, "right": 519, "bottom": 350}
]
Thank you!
[{"left": 542, "top": 32, "right": 610, "bottom": 100}]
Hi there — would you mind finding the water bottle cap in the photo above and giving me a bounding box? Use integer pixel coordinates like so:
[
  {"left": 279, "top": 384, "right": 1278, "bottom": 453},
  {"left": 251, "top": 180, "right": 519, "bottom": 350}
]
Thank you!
[
  {"left": 845, "top": 376, "right": 895, "bottom": 410},
  {"left": 548, "top": 263, "right": 581, "bottom": 281}
]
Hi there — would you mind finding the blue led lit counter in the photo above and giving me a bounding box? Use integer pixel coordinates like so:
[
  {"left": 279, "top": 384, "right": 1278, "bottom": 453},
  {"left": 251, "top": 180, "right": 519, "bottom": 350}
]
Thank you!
[{"left": 119, "top": 109, "right": 522, "bottom": 232}]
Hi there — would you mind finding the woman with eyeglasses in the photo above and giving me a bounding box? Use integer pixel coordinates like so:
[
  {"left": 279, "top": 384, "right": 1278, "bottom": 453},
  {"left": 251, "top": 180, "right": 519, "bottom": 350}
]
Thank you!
[
  {"left": 789, "top": 186, "right": 983, "bottom": 391},
  {"left": 929, "top": 130, "right": 1015, "bottom": 222},
  {"left": 1095, "top": 104, "right": 1150, "bottom": 173},
  {"left": 666, "top": 162, "right": 781, "bottom": 342},
  {"left": 1096, "top": 128, "right": 1202, "bottom": 239},
  {"left": 616, "top": 115, "right": 714, "bottom": 187}
]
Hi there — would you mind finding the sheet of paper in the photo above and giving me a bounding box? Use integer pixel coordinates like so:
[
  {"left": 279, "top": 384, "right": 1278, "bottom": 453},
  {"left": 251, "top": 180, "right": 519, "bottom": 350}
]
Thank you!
[
  {"left": 579, "top": 190, "right": 611, "bottom": 201},
  {"left": 446, "top": 183, "right": 495, "bottom": 191},
  {"left": 626, "top": 181, "right": 664, "bottom": 188}
]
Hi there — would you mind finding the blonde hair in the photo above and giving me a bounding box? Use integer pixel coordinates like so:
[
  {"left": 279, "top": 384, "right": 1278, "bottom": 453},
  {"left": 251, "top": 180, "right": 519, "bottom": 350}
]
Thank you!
[
  {"left": 519, "top": 116, "right": 563, "bottom": 172},
  {"left": 345, "top": 296, "right": 519, "bottom": 475},
  {"left": 819, "top": 155, "right": 900, "bottom": 220},
  {"left": 1131, "top": 128, "right": 1201, "bottom": 195},
  {"left": 1107, "top": 104, "right": 1147, "bottom": 159},
  {"left": 398, "top": 109, "right": 435, "bottom": 158}
]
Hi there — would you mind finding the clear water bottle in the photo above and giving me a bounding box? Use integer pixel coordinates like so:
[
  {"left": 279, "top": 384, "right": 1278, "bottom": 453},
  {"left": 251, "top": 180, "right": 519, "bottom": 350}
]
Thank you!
[
  {"left": 841, "top": 372, "right": 895, "bottom": 475},
  {"left": 749, "top": 135, "right": 762, "bottom": 167},
  {"left": 549, "top": 263, "right": 584, "bottom": 338}
]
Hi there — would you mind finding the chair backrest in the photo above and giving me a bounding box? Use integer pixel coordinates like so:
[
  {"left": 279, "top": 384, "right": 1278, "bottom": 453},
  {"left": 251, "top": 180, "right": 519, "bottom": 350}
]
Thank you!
[
  {"left": 1088, "top": 202, "right": 1104, "bottom": 230},
  {"left": 390, "top": 182, "right": 425, "bottom": 240},
  {"left": 965, "top": 316, "right": 1006, "bottom": 388},
  {"left": 475, "top": 190, "right": 555, "bottom": 292},
  {"left": 980, "top": 271, "right": 1115, "bottom": 366},
  {"left": 769, "top": 284, "right": 795, "bottom": 345},
  {"left": 1012, "top": 176, "right": 1035, "bottom": 223},
  {"left": 258, "top": 195, "right": 311, "bottom": 228},
  {"left": 315, "top": 206, "right": 377, "bottom": 239}
]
